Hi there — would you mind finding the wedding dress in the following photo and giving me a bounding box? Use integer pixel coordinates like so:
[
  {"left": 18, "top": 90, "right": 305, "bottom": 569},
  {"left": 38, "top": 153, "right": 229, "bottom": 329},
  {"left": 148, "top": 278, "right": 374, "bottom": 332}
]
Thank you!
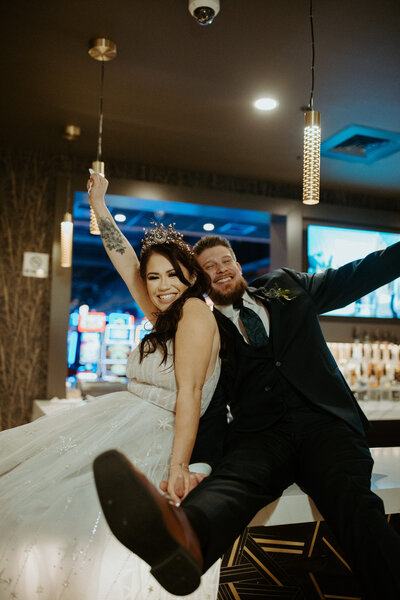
[{"left": 0, "top": 341, "right": 221, "bottom": 600}]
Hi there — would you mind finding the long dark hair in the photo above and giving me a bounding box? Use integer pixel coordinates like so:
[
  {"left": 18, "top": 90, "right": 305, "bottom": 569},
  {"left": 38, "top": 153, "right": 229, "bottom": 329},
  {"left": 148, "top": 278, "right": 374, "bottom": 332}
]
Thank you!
[{"left": 138, "top": 243, "right": 211, "bottom": 364}]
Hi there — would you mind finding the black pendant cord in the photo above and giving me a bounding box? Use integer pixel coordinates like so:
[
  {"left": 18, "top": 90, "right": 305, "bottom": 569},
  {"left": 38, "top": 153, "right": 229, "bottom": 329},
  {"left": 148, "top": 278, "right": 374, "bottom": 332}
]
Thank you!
[
  {"left": 66, "top": 165, "right": 72, "bottom": 213},
  {"left": 64, "top": 141, "right": 73, "bottom": 213},
  {"left": 308, "top": 0, "right": 315, "bottom": 110},
  {"left": 96, "top": 60, "right": 105, "bottom": 163}
]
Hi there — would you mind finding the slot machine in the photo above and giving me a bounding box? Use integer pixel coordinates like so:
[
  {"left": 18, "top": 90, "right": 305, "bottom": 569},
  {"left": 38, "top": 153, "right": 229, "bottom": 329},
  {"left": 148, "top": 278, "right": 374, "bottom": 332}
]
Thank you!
[
  {"left": 76, "top": 309, "right": 106, "bottom": 381},
  {"left": 101, "top": 313, "right": 135, "bottom": 381}
]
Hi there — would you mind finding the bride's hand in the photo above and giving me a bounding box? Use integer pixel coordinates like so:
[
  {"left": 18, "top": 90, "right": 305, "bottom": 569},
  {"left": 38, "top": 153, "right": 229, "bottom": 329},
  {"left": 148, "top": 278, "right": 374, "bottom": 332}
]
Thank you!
[
  {"left": 87, "top": 172, "right": 109, "bottom": 205},
  {"left": 167, "top": 464, "right": 191, "bottom": 505},
  {"left": 159, "top": 471, "right": 208, "bottom": 497}
]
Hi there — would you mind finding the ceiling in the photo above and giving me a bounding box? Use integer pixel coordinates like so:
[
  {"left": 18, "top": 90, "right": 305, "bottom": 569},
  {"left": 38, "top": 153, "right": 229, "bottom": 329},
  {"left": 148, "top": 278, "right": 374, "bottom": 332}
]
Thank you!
[
  {"left": 3, "top": 0, "right": 400, "bottom": 311},
  {"left": 3, "top": 0, "right": 400, "bottom": 198}
]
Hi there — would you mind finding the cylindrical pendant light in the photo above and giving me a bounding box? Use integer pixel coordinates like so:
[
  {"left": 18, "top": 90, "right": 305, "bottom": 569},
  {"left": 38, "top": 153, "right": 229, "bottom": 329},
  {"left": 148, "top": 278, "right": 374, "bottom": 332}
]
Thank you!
[
  {"left": 61, "top": 212, "right": 73, "bottom": 268},
  {"left": 89, "top": 160, "right": 105, "bottom": 234},
  {"left": 303, "top": 110, "right": 321, "bottom": 205},
  {"left": 302, "top": 0, "right": 321, "bottom": 205},
  {"left": 60, "top": 144, "right": 77, "bottom": 268},
  {"left": 88, "top": 38, "right": 117, "bottom": 235}
]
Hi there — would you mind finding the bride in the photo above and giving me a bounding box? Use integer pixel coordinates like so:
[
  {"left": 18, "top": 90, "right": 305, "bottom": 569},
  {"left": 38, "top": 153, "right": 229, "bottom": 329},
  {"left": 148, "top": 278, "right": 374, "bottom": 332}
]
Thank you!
[{"left": 0, "top": 173, "right": 221, "bottom": 600}]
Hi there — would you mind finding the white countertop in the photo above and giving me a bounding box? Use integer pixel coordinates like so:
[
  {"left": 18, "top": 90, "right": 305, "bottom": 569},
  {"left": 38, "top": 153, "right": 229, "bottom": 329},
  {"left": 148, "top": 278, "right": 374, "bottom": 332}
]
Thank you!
[
  {"left": 32, "top": 398, "right": 85, "bottom": 420},
  {"left": 359, "top": 400, "right": 400, "bottom": 420}
]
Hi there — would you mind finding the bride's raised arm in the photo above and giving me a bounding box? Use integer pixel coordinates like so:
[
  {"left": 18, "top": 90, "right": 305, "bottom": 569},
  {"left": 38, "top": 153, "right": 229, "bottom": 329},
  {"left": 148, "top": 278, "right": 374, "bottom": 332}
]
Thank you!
[{"left": 87, "top": 173, "right": 158, "bottom": 322}]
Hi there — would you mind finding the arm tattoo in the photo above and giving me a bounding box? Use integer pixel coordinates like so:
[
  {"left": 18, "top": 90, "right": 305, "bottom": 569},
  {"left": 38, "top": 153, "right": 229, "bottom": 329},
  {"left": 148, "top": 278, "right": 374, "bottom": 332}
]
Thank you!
[{"left": 98, "top": 217, "right": 127, "bottom": 255}]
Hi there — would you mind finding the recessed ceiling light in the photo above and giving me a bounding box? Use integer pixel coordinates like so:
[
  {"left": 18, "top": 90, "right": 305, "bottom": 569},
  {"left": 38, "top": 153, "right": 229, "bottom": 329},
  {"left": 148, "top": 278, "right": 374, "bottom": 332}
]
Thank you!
[
  {"left": 114, "top": 213, "right": 126, "bottom": 223},
  {"left": 254, "top": 97, "right": 279, "bottom": 111},
  {"left": 203, "top": 223, "right": 215, "bottom": 231}
]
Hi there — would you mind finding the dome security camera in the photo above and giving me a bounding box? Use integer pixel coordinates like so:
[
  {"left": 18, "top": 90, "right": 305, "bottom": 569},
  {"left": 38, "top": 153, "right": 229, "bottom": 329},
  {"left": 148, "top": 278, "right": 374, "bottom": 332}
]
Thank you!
[{"left": 188, "top": 0, "right": 220, "bottom": 25}]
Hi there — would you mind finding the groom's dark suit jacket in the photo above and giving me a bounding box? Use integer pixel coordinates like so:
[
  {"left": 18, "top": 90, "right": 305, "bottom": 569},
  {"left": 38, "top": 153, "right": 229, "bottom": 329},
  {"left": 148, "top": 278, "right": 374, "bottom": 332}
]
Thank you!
[{"left": 191, "top": 241, "right": 400, "bottom": 465}]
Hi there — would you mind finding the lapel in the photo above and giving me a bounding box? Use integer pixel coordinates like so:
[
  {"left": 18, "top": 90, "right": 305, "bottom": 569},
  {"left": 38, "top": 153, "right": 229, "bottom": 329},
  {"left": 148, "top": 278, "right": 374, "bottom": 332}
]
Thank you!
[{"left": 212, "top": 307, "right": 240, "bottom": 340}]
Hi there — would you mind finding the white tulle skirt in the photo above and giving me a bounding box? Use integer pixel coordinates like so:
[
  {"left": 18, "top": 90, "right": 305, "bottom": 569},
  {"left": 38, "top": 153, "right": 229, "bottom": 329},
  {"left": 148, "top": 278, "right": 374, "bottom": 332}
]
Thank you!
[{"left": 0, "top": 393, "right": 220, "bottom": 600}]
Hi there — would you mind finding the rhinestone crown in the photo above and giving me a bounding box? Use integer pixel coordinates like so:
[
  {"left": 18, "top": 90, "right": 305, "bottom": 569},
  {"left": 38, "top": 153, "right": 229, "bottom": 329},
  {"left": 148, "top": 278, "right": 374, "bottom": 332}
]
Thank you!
[{"left": 140, "top": 223, "right": 193, "bottom": 256}]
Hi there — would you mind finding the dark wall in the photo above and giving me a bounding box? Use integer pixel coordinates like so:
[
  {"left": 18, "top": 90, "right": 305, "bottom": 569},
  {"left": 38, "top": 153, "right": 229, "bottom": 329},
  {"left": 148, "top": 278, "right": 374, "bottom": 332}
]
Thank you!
[{"left": 0, "top": 152, "right": 56, "bottom": 429}]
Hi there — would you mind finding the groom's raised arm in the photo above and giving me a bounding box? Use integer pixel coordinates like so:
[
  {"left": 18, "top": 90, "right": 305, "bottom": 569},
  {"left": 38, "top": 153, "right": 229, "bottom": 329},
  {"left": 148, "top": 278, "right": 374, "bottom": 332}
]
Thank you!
[{"left": 288, "top": 241, "right": 400, "bottom": 316}]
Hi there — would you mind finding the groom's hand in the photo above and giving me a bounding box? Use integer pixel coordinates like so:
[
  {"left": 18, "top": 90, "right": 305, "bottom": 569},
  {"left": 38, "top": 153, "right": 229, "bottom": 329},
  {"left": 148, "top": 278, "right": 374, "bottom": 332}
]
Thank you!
[{"left": 159, "top": 472, "right": 208, "bottom": 496}]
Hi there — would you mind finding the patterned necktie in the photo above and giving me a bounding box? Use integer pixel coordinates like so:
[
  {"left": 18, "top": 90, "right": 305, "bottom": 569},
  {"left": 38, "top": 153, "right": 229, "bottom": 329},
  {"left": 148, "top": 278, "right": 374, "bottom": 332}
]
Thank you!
[{"left": 233, "top": 298, "right": 269, "bottom": 347}]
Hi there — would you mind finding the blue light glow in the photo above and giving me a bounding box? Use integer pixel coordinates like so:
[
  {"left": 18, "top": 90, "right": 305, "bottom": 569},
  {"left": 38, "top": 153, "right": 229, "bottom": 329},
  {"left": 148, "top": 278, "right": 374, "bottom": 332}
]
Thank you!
[{"left": 67, "top": 330, "right": 78, "bottom": 366}]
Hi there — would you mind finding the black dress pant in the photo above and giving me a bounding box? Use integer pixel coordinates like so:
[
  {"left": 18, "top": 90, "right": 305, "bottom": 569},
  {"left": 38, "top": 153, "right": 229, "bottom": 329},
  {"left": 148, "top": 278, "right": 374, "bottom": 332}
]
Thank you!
[{"left": 182, "top": 407, "right": 400, "bottom": 600}]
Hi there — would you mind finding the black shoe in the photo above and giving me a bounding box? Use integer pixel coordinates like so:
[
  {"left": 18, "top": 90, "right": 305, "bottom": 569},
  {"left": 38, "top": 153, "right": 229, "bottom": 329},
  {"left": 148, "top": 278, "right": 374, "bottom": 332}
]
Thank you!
[{"left": 93, "top": 449, "right": 203, "bottom": 596}]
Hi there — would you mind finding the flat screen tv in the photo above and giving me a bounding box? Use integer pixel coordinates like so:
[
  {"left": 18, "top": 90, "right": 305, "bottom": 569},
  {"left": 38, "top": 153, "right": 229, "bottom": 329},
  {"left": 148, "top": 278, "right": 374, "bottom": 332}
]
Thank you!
[{"left": 307, "top": 224, "right": 400, "bottom": 318}]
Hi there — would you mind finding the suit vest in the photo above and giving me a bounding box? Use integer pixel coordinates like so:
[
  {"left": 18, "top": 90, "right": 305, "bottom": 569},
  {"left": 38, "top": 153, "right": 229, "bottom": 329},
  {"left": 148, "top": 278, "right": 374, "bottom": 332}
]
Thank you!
[{"left": 214, "top": 308, "right": 308, "bottom": 433}]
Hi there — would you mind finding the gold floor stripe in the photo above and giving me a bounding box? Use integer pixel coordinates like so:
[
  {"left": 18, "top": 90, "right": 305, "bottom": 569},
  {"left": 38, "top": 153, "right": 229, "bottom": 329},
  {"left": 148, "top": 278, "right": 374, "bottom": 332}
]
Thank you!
[
  {"left": 227, "top": 536, "right": 240, "bottom": 568},
  {"left": 261, "top": 547, "right": 303, "bottom": 554},
  {"left": 308, "top": 572, "right": 325, "bottom": 600},
  {"left": 227, "top": 582, "right": 241, "bottom": 600},
  {"left": 322, "top": 537, "right": 352, "bottom": 572},
  {"left": 325, "top": 595, "right": 361, "bottom": 599},
  {"left": 387, "top": 513, "right": 391, "bottom": 523},
  {"left": 244, "top": 547, "right": 283, "bottom": 586},
  {"left": 308, "top": 520, "right": 320, "bottom": 558},
  {"left": 253, "top": 538, "right": 305, "bottom": 546}
]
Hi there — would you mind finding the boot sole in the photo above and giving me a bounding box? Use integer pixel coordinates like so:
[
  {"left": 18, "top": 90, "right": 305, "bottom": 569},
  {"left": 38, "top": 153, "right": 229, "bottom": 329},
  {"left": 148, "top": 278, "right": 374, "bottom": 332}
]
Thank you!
[{"left": 93, "top": 449, "right": 201, "bottom": 596}]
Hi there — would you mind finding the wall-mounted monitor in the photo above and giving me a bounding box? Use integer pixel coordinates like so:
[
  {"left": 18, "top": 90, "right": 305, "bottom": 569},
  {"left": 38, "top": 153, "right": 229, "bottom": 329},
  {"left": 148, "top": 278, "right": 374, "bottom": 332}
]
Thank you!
[{"left": 307, "top": 224, "right": 400, "bottom": 319}]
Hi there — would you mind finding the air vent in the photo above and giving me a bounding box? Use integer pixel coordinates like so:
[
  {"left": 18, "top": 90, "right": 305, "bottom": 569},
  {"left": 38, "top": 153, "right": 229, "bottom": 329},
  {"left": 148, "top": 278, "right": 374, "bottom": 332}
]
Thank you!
[
  {"left": 331, "top": 134, "right": 390, "bottom": 157},
  {"left": 321, "top": 125, "right": 400, "bottom": 164}
]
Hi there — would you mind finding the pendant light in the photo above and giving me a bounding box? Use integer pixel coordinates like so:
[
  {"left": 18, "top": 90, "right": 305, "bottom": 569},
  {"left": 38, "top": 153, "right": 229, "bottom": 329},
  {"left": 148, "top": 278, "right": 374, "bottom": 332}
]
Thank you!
[
  {"left": 88, "top": 38, "right": 117, "bottom": 234},
  {"left": 60, "top": 212, "right": 73, "bottom": 268},
  {"left": 302, "top": 0, "right": 321, "bottom": 205},
  {"left": 60, "top": 126, "right": 80, "bottom": 267}
]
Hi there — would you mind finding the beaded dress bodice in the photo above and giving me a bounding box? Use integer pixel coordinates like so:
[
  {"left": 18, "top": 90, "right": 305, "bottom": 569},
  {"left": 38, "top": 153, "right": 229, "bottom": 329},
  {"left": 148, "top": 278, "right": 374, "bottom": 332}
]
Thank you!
[{"left": 127, "top": 341, "right": 220, "bottom": 416}]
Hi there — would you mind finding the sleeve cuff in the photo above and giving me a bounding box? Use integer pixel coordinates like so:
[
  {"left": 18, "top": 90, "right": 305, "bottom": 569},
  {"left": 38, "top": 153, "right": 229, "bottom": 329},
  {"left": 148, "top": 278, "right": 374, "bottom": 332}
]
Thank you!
[{"left": 189, "top": 462, "right": 212, "bottom": 476}]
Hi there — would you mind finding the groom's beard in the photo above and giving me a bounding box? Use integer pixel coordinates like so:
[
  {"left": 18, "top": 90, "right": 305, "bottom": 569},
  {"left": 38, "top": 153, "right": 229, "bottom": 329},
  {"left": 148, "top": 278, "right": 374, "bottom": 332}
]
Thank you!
[{"left": 208, "top": 276, "right": 248, "bottom": 306}]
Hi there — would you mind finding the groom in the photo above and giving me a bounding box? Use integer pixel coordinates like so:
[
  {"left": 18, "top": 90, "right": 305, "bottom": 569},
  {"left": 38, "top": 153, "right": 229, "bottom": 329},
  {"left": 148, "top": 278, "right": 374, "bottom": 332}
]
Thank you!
[{"left": 94, "top": 235, "right": 400, "bottom": 600}]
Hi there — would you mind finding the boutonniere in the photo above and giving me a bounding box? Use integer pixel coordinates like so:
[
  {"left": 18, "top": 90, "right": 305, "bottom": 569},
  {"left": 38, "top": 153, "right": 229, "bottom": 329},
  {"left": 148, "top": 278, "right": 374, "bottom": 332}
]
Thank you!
[{"left": 257, "top": 285, "right": 296, "bottom": 303}]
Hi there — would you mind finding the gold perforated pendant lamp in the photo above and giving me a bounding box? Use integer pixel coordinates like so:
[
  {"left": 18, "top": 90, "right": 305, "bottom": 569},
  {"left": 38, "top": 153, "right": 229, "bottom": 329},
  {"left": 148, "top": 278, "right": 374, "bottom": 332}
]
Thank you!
[
  {"left": 61, "top": 212, "right": 73, "bottom": 267},
  {"left": 88, "top": 38, "right": 117, "bottom": 235},
  {"left": 303, "top": 110, "right": 321, "bottom": 205},
  {"left": 302, "top": 0, "right": 321, "bottom": 205}
]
